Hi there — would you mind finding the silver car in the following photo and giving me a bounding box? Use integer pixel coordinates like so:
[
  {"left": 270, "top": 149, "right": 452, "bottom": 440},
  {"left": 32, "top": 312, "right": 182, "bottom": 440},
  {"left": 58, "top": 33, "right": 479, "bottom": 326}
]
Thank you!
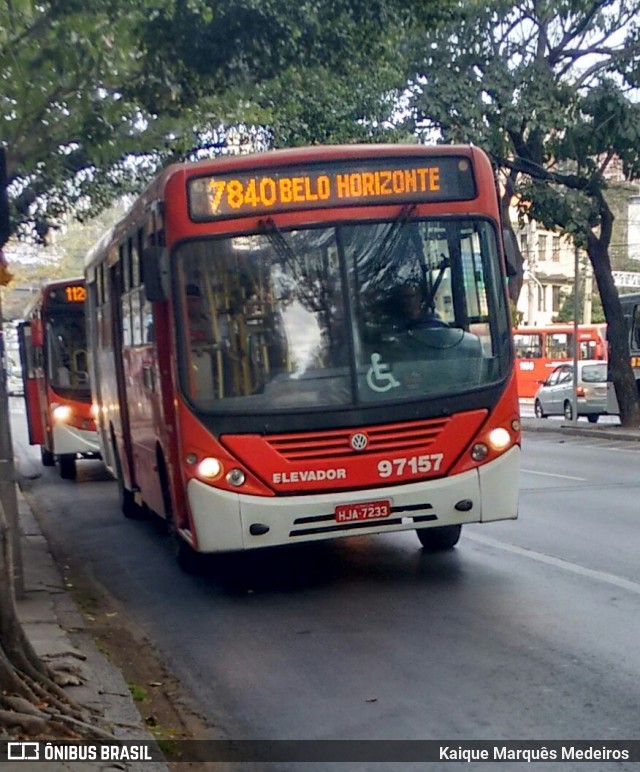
[
  {"left": 533, "top": 360, "right": 608, "bottom": 423},
  {"left": 5, "top": 359, "right": 24, "bottom": 397}
]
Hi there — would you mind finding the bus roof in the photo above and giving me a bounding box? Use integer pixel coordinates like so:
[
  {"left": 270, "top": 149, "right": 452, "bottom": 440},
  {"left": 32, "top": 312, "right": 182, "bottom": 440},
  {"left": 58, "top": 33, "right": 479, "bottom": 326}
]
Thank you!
[
  {"left": 22, "top": 277, "right": 85, "bottom": 319},
  {"left": 84, "top": 143, "right": 492, "bottom": 272}
]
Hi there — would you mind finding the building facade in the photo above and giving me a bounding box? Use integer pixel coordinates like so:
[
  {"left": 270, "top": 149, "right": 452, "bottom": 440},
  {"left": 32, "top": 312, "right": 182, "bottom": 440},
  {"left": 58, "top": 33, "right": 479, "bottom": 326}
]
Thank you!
[
  {"left": 513, "top": 218, "right": 582, "bottom": 327},
  {"left": 512, "top": 176, "right": 640, "bottom": 327}
]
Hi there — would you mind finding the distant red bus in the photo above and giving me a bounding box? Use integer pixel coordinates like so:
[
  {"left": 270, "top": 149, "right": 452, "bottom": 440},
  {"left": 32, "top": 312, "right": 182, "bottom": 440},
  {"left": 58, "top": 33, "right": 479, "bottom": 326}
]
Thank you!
[
  {"left": 18, "top": 278, "right": 100, "bottom": 479},
  {"left": 84, "top": 144, "right": 520, "bottom": 571},
  {"left": 513, "top": 324, "right": 607, "bottom": 398}
]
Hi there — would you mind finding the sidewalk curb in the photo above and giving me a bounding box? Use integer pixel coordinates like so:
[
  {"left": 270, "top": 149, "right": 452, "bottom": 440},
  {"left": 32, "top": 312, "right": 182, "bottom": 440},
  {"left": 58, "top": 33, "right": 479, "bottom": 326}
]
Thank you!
[
  {"left": 520, "top": 417, "right": 640, "bottom": 442},
  {"left": 15, "top": 486, "right": 170, "bottom": 771}
]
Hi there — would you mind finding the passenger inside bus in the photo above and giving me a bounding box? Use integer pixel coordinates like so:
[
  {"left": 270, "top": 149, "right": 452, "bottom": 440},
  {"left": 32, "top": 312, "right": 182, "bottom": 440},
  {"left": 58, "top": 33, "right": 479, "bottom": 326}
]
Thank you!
[{"left": 186, "top": 284, "right": 213, "bottom": 344}]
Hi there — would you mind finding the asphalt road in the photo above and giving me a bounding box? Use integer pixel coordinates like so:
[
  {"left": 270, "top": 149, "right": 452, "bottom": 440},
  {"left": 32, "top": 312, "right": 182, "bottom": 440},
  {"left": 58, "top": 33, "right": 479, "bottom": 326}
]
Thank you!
[{"left": 9, "top": 398, "right": 640, "bottom": 770}]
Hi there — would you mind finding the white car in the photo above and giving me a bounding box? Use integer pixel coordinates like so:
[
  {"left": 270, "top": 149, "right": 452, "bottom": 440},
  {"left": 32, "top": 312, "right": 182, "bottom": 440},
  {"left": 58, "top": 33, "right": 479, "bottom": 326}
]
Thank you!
[
  {"left": 5, "top": 358, "right": 24, "bottom": 396},
  {"left": 533, "top": 360, "right": 608, "bottom": 423}
]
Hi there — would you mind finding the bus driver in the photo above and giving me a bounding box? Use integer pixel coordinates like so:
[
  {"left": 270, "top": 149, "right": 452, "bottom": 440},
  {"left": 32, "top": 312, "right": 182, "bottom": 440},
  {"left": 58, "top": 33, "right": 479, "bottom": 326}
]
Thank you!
[{"left": 396, "top": 282, "right": 447, "bottom": 329}]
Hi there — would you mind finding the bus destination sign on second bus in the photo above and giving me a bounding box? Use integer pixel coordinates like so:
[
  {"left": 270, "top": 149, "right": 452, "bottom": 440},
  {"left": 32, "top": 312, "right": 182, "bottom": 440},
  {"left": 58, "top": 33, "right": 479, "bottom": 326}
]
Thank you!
[
  {"left": 47, "top": 284, "right": 86, "bottom": 308},
  {"left": 188, "top": 157, "right": 476, "bottom": 221}
]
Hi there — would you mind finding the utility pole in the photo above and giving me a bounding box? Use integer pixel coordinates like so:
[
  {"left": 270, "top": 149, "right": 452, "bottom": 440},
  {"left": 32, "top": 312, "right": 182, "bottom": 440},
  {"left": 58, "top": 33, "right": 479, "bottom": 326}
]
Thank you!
[
  {"left": 571, "top": 241, "right": 579, "bottom": 424},
  {"left": 583, "top": 259, "right": 593, "bottom": 324},
  {"left": 0, "top": 147, "right": 23, "bottom": 598}
]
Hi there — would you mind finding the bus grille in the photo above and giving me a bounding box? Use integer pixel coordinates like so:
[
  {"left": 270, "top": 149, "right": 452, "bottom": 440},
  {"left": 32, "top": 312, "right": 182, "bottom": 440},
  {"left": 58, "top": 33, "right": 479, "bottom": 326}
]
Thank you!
[{"left": 265, "top": 417, "right": 450, "bottom": 461}]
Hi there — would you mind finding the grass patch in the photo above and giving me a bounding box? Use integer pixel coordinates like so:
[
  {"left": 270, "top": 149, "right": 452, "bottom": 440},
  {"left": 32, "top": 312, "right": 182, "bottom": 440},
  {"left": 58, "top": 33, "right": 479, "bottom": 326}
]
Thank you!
[{"left": 127, "top": 681, "right": 149, "bottom": 703}]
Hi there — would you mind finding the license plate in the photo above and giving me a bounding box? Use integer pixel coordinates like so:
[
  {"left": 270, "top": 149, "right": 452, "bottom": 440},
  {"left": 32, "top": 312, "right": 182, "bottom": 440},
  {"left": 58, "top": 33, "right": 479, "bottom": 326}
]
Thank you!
[{"left": 335, "top": 499, "right": 391, "bottom": 523}]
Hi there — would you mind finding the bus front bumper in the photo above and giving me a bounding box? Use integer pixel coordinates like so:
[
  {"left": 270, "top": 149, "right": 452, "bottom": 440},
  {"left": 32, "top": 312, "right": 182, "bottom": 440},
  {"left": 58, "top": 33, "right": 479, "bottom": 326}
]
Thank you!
[
  {"left": 52, "top": 423, "right": 101, "bottom": 457},
  {"left": 186, "top": 446, "right": 520, "bottom": 553}
]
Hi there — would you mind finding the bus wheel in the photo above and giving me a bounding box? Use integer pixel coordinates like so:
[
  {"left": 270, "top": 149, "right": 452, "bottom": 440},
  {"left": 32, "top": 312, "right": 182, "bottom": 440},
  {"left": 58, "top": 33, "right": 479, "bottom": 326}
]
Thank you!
[
  {"left": 164, "top": 495, "right": 202, "bottom": 574},
  {"left": 563, "top": 401, "right": 574, "bottom": 421},
  {"left": 171, "top": 526, "right": 202, "bottom": 575},
  {"left": 41, "top": 447, "right": 55, "bottom": 466},
  {"left": 417, "top": 524, "right": 462, "bottom": 551},
  {"left": 158, "top": 454, "right": 202, "bottom": 574},
  {"left": 534, "top": 399, "right": 546, "bottom": 419},
  {"left": 113, "top": 442, "right": 143, "bottom": 519},
  {"left": 59, "top": 454, "right": 76, "bottom": 480}
]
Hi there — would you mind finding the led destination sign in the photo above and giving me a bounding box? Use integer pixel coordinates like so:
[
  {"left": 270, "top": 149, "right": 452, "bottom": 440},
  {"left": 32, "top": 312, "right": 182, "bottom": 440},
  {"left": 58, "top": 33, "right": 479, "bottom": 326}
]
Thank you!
[
  {"left": 188, "top": 157, "right": 476, "bottom": 221},
  {"left": 64, "top": 285, "right": 86, "bottom": 303},
  {"left": 47, "top": 284, "right": 86, "bottom": 308}
]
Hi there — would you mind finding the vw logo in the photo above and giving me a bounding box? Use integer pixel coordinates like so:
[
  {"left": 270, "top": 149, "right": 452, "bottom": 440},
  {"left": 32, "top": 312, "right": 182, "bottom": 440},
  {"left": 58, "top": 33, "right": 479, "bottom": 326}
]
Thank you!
[{"left": 350, "top": 432, "right": 369, "bottom": 452}]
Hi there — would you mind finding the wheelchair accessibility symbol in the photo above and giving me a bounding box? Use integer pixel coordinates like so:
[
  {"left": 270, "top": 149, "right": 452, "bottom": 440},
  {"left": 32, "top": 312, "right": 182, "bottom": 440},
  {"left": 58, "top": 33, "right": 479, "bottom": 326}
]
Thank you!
[{"left": 366, "top": 353, "right": 400, "bottom": 393}]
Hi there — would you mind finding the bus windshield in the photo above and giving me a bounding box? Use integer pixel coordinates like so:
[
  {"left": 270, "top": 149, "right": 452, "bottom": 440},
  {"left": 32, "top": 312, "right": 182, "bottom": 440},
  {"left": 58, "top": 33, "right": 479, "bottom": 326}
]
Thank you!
[
  {"left": 46, "top": 313, "right": 90, "bottom": 391},
  {"left": 176, "top": 217, "right": 510, "bottom": 412}
]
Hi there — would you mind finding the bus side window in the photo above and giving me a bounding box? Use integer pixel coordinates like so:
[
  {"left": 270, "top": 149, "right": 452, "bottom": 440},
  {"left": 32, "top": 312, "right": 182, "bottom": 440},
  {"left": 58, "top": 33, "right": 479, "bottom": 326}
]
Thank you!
[{"left": 514, "top": 333, "right": 542, "bottom": 359}]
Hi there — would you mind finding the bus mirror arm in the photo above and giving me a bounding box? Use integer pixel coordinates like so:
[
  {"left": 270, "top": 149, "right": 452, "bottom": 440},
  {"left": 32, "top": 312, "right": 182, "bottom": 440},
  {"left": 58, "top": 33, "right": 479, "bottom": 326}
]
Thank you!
[
  {"left": 502, "top": 229, "right": 519, "bottom": 278},
  {"left": 143, "top": 247, "right": 169, "bottom": 302}
]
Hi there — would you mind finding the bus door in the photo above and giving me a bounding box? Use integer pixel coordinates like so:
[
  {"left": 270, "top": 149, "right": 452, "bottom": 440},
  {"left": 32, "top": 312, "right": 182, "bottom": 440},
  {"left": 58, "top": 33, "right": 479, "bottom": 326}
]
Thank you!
[
  {"left": 17, "top": 320, "right": 44, "bottom": 445},
  {"left": 109, "top": 260, "right": 137, "bottom": 491}
]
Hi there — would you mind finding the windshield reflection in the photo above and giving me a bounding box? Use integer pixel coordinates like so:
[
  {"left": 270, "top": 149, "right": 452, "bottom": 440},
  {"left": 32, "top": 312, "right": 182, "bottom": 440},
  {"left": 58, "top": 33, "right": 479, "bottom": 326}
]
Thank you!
[{"left": 175, "top": 218, "right": 510, "bottom": 413}]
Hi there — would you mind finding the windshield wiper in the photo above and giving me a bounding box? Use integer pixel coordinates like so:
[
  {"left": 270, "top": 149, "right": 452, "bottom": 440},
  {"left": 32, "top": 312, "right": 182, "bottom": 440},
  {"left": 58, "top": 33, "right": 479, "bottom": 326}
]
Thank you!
[
  {"left": 370, "top": 203, "right": 417, "bottom": 272},
  {"left": 258, "top": 218, "right": 318, "bottom": 309},
  {"left": 424, "top": 255, "right": 450, "bottom": 309}
]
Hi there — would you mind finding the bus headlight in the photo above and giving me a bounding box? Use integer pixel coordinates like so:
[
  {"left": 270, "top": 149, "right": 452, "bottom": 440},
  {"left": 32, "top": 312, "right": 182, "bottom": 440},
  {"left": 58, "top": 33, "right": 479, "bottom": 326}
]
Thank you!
[
  {"left": 487, "top": 427, "right": 511, "bottom": 451},
  {"left": 471, "top": 427, "right": 513, "bottom": 462},
  {"left": 471, "top": 443, "right": 489, "bottom": 462},
  {"left": 197, "top": 457, "right": 223, "bottom": 479},
  {"left": 52, "top": 404, "right": 72, "bottom": 422},
  {"left": 226, "top": 469, "right": 246, "bottom": 487}
]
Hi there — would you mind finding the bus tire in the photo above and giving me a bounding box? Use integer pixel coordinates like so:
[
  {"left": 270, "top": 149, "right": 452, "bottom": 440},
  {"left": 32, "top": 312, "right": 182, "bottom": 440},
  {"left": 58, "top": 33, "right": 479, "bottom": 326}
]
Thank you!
[
  {"left": 41, "top": 446, "right": 55, "bottom": 466},
  {"left": 112, "top": 439, "right": 143, "bottom": 519},
  {"left": 534, "top": 399, "right": 545, "bottom": 419},
  {"left": 417, "top": 524, "right": 462, "bottom": 551},
  {"left": 157, "top": 452, "right": 202, "bottom": 574},
  {"left": 172, "top": 529, "right": 203, "bottom": 575},
  {"left": 167, "top": 498, "right": 203, "bottom": 575},
  {"left": 59, "top": 454, "right": 76, "bottom": 480}
]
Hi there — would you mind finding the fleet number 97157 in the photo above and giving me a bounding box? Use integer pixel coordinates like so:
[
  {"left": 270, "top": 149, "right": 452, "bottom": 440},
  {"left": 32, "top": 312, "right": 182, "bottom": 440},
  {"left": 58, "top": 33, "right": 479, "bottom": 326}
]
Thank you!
[{"left": 377, "top": 454, "right": 444, "bottom": 478}]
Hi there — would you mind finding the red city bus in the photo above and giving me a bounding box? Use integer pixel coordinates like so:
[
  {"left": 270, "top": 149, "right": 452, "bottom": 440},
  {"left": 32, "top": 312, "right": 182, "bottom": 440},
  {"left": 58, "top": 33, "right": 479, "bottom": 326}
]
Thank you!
[
  {"left": 513, "top": 324, "right": 607, "bottom": 398},
  {"left": 84, "top": 144, "right": 521, "bottom": 571},
  {"left": 18, "top": 278, "right": 100, "bottom": 479}
]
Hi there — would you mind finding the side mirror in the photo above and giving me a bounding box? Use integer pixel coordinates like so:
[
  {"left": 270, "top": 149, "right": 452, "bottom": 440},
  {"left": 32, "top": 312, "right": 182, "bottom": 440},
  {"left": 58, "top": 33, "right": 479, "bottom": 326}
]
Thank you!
[
  {"left": 142, "top": 247, "right": 169, "bottom": 302},
  {"left": 502, "top": 229, "right": 519, "bottom": 278}
]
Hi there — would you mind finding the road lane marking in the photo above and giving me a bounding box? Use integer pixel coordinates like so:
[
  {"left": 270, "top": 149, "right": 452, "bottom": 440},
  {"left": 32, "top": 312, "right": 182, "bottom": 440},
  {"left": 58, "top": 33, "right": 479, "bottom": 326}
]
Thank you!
[
  {"left": 521, "top": 469, "right": 586, "bottom": 481},
  {"left": 467, "top": 532, "right": 640, "bottom": 596},
  {"left": 579, "top": 444, "right": 640, "bottom": 453}
]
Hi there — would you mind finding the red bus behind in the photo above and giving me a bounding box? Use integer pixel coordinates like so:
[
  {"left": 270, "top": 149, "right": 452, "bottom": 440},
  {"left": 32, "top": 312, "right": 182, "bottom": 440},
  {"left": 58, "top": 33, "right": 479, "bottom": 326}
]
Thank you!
[
  {"left": 513, "top": 324, "right": 607, "bottom": 398},
  {"left": 18, "top": 278, "right": 100, "bottom": 479}
]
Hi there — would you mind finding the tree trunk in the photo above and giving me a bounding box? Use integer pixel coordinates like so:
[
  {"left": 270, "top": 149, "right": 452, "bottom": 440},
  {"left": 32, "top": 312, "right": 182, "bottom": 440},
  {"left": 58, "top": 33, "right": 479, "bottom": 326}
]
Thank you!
[
  {"left": 587, "top": 199, "right": 640, "bottom": 428},
  {"left": 0, "top": 498, "right": 113, "bottom": 738}
]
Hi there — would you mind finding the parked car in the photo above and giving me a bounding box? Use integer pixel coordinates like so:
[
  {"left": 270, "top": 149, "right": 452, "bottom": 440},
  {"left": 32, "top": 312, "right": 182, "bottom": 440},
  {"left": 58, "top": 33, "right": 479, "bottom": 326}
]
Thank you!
[
  {"left": 533, "top": 360, "right": 609, "bottom": 423},
  {"left": 6, "top": 358, "right": 24, "bottom": 396}
]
